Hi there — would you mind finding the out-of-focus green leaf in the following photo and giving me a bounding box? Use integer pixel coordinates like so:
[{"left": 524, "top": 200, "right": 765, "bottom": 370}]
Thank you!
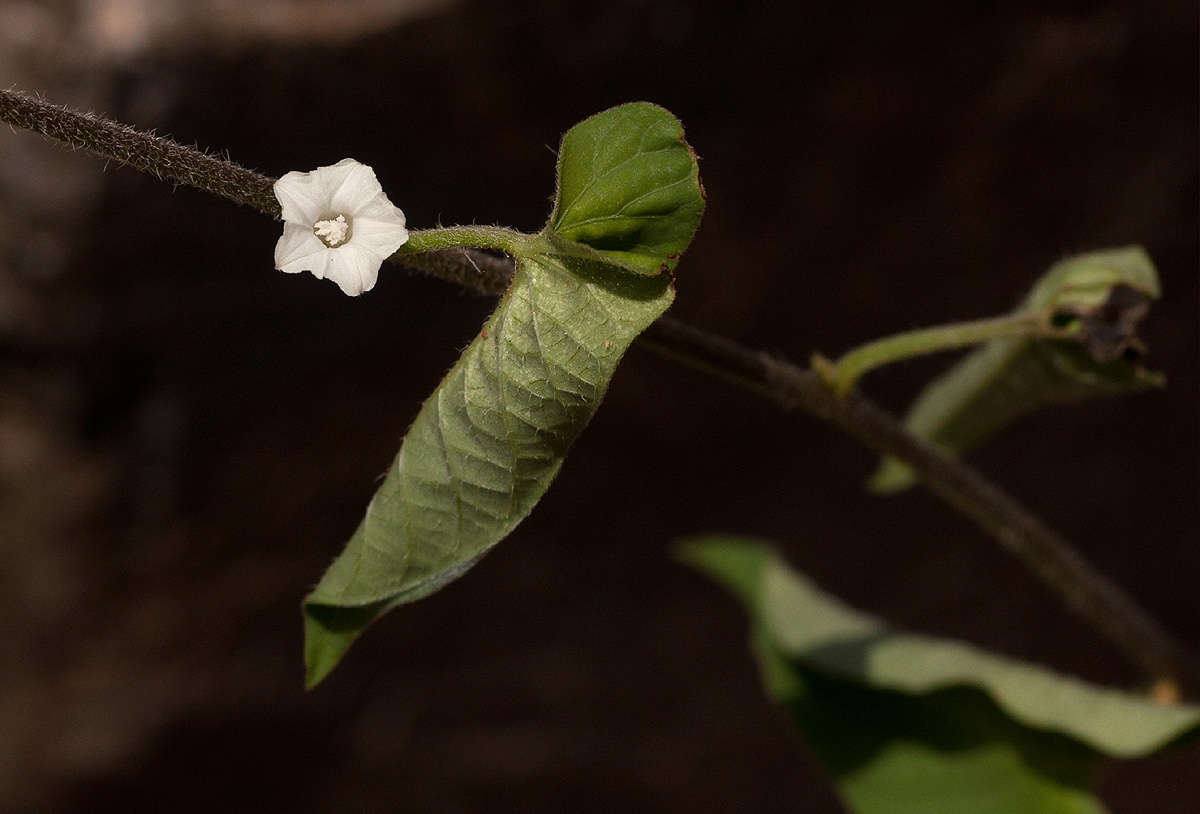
[
  {"left": 752, "top": 635, "right": 1108, "bottom": 814},
  {"left": 550, "top": 102, "right": 705, "bottom": 275},
  {"left": 303, "top": 103, "right": 704, "bottom": 688},
  {"left": 871, "top": 247, "right": 1163, "bottom": 493},
  {"left": 680, "top": 537, "right": 1200, "bottom": 813}
]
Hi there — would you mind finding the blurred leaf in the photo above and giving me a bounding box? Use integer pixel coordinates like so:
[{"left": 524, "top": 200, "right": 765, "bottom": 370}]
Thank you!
[
  {"left": 681, "top": 537, "right": 1200, "bottom": 754},
  {"left": 550, "top": 102, "right": 705, "bottom": 275},
  {"left": 752, "top": 635, "right": 1109, "bottom": 814},
  {"left": 870, "top": 247, "right": 1164, "bottom": 493},
  {"left": 304, "top": 103, "right": 704, "bottom": 687},
  {"left": 680, "top": 537, "right": 1200, "bottom": 813}
]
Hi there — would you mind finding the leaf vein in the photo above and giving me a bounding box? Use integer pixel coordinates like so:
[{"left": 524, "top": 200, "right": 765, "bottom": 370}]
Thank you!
[{"left": 555, "top": 146, "right": 679, "bottom": 226}]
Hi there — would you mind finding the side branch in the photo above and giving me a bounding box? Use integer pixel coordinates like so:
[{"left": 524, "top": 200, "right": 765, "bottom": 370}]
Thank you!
[
  {"left": 823, "top": 310, "right": 1066, "bottom": 395},
  {"left": 641, "top": 318, "right": 1200, "bottom": 694}
]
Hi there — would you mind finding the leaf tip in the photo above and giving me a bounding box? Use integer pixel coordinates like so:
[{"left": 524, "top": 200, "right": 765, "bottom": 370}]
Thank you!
[
  {"left": 674, "top": 535, "right": 772, "bottom": 608},
  {"left": 303, "top": 609, "right": 348, "bottom": 690},
  {"left": 302, "top": 601, "right": 380, "bottom": 690}
]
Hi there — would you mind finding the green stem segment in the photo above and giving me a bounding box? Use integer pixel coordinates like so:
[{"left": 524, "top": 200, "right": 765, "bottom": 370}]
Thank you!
[
  {"left": 400, "top": 226, "right": 532, "bottom": 257},
  {"left": 827, "top": 311, "right": 1069, "bottom": 395}
]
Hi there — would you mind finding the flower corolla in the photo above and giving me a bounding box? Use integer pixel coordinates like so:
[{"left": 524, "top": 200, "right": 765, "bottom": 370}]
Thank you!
[{"left": 273, "top": 158, "right": 409, "bottom": 296}]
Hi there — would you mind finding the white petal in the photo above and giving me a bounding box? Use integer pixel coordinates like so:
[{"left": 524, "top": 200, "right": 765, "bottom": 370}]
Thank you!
[
  {"left": 350, "top": 214, "right": 410, "bottom": 258},
  {"left": 274, "top": 223, "right": 326, "bottom": 270},
  {"left": 278, "top": 243, "right": 334, "bottom": 281},
  {"left": 327, "top": 161, "right": 386, "bottom": 216},
  {"left": 352, "top": 192, "right": 406, "bottom": 221},
  {"left": 307, "top": 250, "right": 333, "bottom": 280},
  {"left": 325, "top": 245, "right": 382, "bottom": 297},
  {"left": 273, "top": 171, "right": 327, "bottom": 225}
]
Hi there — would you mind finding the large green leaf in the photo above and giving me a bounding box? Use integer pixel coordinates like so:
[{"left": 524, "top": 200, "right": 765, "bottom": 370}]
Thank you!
[
  {"left": 680, "top": 538, "right": 1200, "bottom": 814},
  {"left": 303, "top": 103, "right": 705, "bottom": 687},
  {"left": 550, "top": 102, "right": 705, "bottom": 275},
  {"left": 871, "top": 247, "right": 1163, "bottom": 493}
]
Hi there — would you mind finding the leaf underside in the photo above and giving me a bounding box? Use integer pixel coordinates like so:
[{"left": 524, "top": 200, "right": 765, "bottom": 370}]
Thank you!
[
  {"left": 680, "top": 538, "right": 1200, "bottom": 814},
  {"left": 304, "top": 102, "right": 704, "bottom": 687},
  {"left": 871, "top": 247, "right": 1163, "bottom": 493},
  {"left": 304, "top": 256, "right": 672, "bottom": 685}
]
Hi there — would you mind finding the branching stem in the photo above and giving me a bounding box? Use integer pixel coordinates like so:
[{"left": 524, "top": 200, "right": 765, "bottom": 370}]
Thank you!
[
  {"left": 3, "top": 87, "right": 1196, "bottom": 695},
  {"left": 640, "top": 318, "right": 1200, "bottom": 696}
]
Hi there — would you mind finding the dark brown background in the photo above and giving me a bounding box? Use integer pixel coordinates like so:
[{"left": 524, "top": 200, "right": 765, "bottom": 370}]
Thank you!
[{"left": 2, "top": 1, "right": 1197, "bottom": 811}]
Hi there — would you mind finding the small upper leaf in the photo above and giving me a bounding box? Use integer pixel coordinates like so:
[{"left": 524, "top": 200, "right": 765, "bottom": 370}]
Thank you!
[
  {"left": 681, "top": 537, "right": 1200, "bottom": 814},
  {"left": 549, "top": 102, "right": 705, "bottom": 275},
  {"left": 871, "top": 247, "right": 1164, "bottom": 493}
]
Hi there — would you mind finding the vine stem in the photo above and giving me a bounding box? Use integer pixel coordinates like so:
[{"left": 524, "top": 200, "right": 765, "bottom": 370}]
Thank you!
[
  {"left": 2, "top": 87, "right": 1196, "bottom": 695},
  {"left": 0, "top": 87, "right": 282, "bottom": 215}
]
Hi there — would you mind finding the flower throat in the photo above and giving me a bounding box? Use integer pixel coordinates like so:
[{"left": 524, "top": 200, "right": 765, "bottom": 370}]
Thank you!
[{"left": 313, "top": 214, "right": 351, "bottom": 247}]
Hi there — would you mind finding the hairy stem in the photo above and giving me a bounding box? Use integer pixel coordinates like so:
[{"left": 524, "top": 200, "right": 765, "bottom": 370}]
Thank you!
[
  {"left": 3, "top": 87, "right": 1195, "bottom": 694},
  {"left": 0, "top": 88, "right": 280, "bottom": 215}
]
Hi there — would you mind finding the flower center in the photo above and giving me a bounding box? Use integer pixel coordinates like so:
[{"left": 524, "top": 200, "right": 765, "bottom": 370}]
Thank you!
[{"left": 313, "top": 214, "right": 352, "bottom": 247}]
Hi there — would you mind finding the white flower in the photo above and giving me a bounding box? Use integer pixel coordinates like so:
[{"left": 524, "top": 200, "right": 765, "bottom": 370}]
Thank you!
[{"left": 273, "top": 158, "right": 410, "bottom": 296}]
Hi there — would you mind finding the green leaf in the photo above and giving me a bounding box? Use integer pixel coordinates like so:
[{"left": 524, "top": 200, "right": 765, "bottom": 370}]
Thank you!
[
  {"left": 680, "top": 538, "right": 1200, "bottom": 814},
  {"left": 752, "top": 636, "right": 1109, "bottom": 814},
  {"left": 304, "top": 253, "right": 673, "bottom": 687},
  {"left": 550, "top": 102, "right": 705, "bottom": 275},
  {"left": 870, "top": 247, "right": 1164, "bottom": 493},
  {"left": 303, "top": 103, "right": 704, "bottom": 687}
]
